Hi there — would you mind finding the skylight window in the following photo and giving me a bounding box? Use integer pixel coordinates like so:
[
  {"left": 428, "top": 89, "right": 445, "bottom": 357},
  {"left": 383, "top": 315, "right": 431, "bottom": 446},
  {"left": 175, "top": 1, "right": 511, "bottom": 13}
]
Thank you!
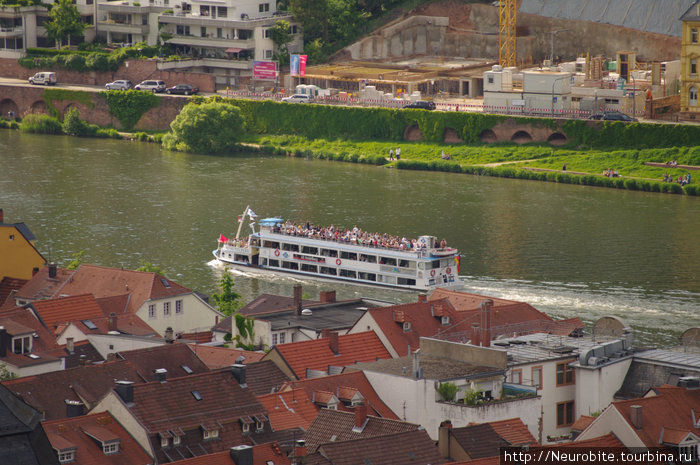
[
  {"left": 82, "top": 319, "right": 98, "bottom": 330},
  {"left": 182, "top": 365, "right": 193, "bottom": 374},
  {"left": 192, "top": 391, "right": 202, "bottom": 401},
  {"left": 161, "top": 278, "right": 171, "bottom": 288}
]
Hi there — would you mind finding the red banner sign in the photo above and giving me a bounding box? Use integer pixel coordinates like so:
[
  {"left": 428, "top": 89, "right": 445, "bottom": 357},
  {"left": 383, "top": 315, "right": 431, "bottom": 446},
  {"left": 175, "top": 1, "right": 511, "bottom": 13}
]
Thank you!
[{"left": 253, "top": 61, "right": 277, "bottom": 81}]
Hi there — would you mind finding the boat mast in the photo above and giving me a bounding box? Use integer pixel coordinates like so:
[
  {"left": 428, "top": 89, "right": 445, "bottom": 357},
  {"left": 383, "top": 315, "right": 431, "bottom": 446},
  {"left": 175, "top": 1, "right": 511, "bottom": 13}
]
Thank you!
[{"left": 235, "top": 205, "right": 250, "bottom": 240}]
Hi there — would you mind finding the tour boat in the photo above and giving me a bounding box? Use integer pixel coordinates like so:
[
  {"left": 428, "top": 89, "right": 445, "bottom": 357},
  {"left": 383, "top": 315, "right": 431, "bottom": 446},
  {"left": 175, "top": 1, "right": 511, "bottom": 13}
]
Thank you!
[{"left": 213, "top": 206, "right": 460, "bottom": 291}]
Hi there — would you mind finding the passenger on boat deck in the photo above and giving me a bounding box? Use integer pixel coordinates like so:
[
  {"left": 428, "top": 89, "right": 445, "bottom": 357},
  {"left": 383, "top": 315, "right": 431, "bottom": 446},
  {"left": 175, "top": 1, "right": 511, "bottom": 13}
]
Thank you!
[{"left": 440, "top": 239, "right": 447, "bottom": 249}]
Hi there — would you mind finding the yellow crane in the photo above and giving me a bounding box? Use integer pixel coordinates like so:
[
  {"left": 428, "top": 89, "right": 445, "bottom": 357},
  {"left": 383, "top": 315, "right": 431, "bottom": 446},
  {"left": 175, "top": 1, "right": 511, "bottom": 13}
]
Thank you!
[{"left": 498, "top": 0, "right": 517, "bottom": 68}]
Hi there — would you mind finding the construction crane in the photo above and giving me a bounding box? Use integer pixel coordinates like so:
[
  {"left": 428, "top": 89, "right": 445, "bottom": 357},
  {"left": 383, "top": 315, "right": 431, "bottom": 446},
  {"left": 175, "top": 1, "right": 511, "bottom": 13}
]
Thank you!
[{"left": 498, "top": 0, "right": 517, "bottom": 68}]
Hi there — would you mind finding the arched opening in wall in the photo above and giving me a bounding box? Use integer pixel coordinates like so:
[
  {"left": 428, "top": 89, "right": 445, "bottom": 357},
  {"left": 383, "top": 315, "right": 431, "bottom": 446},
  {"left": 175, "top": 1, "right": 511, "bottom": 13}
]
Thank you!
[
  {"left": 479, "top": 129, "right": 497, "bottom": 143},
  {"left": 62, "top": 103, "right": 81, "bottom": 120},
  {"left": 443, "top": 127, "right": 463, "bottom": 143},
  {"left": 510, "top": 130, "right": 532, "bottom": 144},
  {"left": 547, "top": 132, "right": 567, "bottom": 146},
  {"left": 0, "top": 99, "right": 19, "bottom": 119},
  {"left": 30, "top": 100, "right": 49, "bottom": 115},
  {"left": 404, "top": 124, "right": 424, "bottom": 141}
]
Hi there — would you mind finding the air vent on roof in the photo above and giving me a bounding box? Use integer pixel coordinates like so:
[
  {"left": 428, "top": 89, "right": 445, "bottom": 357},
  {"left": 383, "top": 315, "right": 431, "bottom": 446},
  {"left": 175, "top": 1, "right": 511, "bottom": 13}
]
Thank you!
[
  {"left": 551, "top": 346, "right": 576, "bottom": 354},
  {"left": 82, "top": 319, "right": 98, "bottom": 330},
  {"left": 27, "top": 353, "right": 40, "bottom": 359},
  {"left": 182, "top": 365, "right": 193, "bottom": 374},
  {"left": 493, "top": 341, "right": 510, "bottom": 347},
  {"left": 161, "top": 278, "right": 171, "bottom": 288},
  {"left": 509, "top": 340, "right": 527, "bottom": 345},
  {"left": 301, "top": 309, "right": 312, "bottom": 316},
  {"left": 192, "top": 390, "right": 202, "bottom": 401}
]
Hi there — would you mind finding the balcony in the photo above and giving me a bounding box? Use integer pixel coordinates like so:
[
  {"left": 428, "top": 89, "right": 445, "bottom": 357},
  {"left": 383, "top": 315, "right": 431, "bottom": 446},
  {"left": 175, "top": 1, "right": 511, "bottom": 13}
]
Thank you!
[
  {"left": 159, "top": 10, "right": 292, "bottom": 27},
  {"left": 0, "top": 26, "right": 23, "bottom": 38},
  {"left": 98, "top": 20, "right": 149, "bottom": 35},
  {"left": 164, "top": 34, "right": 254, "bottom": 49}
]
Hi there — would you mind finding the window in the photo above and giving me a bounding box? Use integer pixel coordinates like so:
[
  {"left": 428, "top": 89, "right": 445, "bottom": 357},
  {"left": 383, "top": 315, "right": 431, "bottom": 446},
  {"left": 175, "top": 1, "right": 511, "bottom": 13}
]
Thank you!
[
  {"left": 175, "top": 300, "right": 183, "bottom": 314},
  {"left": 531, "top": 366, "right": 542, "bottom": 389},
  {"left": 279, "top": 332, "right": 286, "bottom": 344},
  {"left": 556, "top": 361, "right": 575, "bottom": 386},
  {"left": 441, "top": 316, "right": 450, "bottom": 325},
  {"left": 218, "top": 6, "right": 227, "bottom": 17},
  {"left": 290, "top": 25, "right": 298, "bottom": 34},
  {"left": 203, "top": 429, "right": 218, "bottom": 439},
  {"left": 173, "top": 436, "right": 181, "bottom": 445},
  {"left": 272, "top": 333, "right": 278, "bottom": 345},
  {"left": 263, "top": 28, "right": 270, "bottom": 38},
  {"left": 8, "top": 234, "right": 13, "bottom": 240},
  {"left": 691, "top": 59, "right": 697, "bottom": 77},
  {"left": 690, "top": 87, "right": 698, "bottom": 107},
  {"left": 163, "top": 302, "right": 171, "bottom": 317},
  {"left": 201, "top": 26, "right": 206, "bottom": 37},
  {"left": 103, "top": 443, "right": 119, "bottom": 454},
  {"left": 256, "top": 420, "right": 264, "bottom": 431},
  {"left": 692, "top": 28, "right": 698, "bottom": 44},
  {"left": 678, "top": 444, "right": 698, "bottom": 463},
  {"left": 149, "top": 304, "right": 156, "bottom": 318},
  {"left": 511, "top": 369, "right": 522, "bottom": 384},
  {"left": 403, "top": 322, "right": 411, "bottom": 332},
  {"left": 259, "top": 2, "right": 269, "bottom": 12},
  {"left": 242, "top": 422, "right": 250, "bottom": 433},
  {"left": 556, "top": 400, "right": 575, "bottom": 427},
  {"left": 12, "top": 335, "right": 31, "bottom": 354},
  {"left": 265, "top": 49, "right": 273, "bottom": 59},
  {"left": 58, "top": 451, "right": 75, "bottom": 463},
  {"left": 161, "top": 437, "right": 169, "bottom": 447}
]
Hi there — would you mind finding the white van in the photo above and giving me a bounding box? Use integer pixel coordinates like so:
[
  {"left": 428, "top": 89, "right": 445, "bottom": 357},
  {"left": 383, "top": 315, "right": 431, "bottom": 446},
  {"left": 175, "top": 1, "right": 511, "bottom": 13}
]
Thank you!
[{"left": 29, "top": 72, "right": 57, "bottom": 86}]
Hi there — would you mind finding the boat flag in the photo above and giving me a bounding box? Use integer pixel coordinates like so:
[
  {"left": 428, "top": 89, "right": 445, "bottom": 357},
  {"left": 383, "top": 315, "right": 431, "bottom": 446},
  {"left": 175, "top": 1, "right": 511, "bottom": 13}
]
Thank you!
[
  {"left": 218, "top": 234, "right": 228, "bottom": 243},
  {"left": 455, "top": 255, "right": 460, "bottom": 273},
  {"left": 248, "top": 209, "right": 258, "bottom": 218}
]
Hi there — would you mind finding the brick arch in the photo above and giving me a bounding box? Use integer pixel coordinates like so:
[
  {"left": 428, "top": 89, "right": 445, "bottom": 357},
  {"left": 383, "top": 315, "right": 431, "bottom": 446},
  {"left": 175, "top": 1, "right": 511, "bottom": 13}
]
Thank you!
[
  {"left": 443, "top": 127, "right": 463, "bottom": 143},
  {"left": 510, "top": 130, "right": 532, "bottom": 144},
  {"left": 547, "top": 132, "right": 567, "bottom": 146},
  {"left": 61, "top": 102, "right": 84, "bottom": 119},
  {"left": 30, "top": 100, "right": 50, "bottom": 115},
  {"left": 404, "top": 124, "right": 424, "bottom": 141},
  {"left": 0, "top": 98, "right": 19, "bottom": 119},
  {"left": 479, "top": 129, "right": 497, "bottom": 143}
]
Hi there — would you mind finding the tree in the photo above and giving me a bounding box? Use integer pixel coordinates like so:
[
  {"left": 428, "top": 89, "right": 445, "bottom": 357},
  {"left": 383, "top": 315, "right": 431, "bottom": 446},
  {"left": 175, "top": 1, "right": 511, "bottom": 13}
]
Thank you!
[
  {"left": 62, "top": 107, "right": 91, "bottom": 136},
  {"left": 437, "top": 382, "right": 458, "bottom": 402},
  {"left": 162, "top": 101, "right": 245, "bottom": 153},
  {"left": 44, "top": 0, "right": 86, "bottom": 48},
  {"left": 270, "top": 20, "right": 293, "bottom": 65},
  {"left": 66, "top": 250, "right": 85, "bottom": 270},
  {"left": 0, "top": 364, "right": 16, "bottom": 381},
  {"left": 233, "top": 313, "right": 256, "bottom": 350},
  {"left": 289, "top": 0, "right": 329, "bottom": 42},
  {"left": 210, "top": 267, "right": 242, "bottom": 316},
  {"left": 136, "top": 260, "right": 166, "bottom": 276}
]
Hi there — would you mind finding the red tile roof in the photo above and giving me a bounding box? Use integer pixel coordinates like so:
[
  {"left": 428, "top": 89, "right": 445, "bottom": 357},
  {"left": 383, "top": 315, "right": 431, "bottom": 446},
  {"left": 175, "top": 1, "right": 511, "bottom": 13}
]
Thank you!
[
  {"left": 167, "top": 443, "right": 290, "bottom": 465},
  {"left": 187, "top": 344, "right": 265, "bottom": 369},
  {"left": 43, "top": 412, "right": 152, "bottom": 465},
  {"left": 239, "top": 294, "right": 319, "bottom": 317},
  {"left": 488, "top": 418, "right": 538, "bottom": 446},
  {"left": 258, "top": 388, "right": 318, "bottom": 431},
  {"left": 568, "top": 433, "right": 624, "bottom": 448},
  {"left": 178, "top": 330, "right": 213, "bottom": 344},
  {"left": 244, "top": 360, "right": 294, "bottom": 396},
  {"left": 448, "top": 457, "right": 500, "bottom": 465},
  {"left": 0, "top": 277, "right": 27, "bottom": 307},
  {"left": 317, "top": 429, "right": 445, "bottom": 465},
  {"left": 10, "top": 265, "right": 74, "bottom": 305},
  {"left": 30, "top": 294, "right": 106, "bottom": 334},
  {"left": 2, "top": 360, "right": 141, "bottom": 420},
  {"left": 570, "top": 415, "right": 595, "bottom": 432},
  {"left": 361, "top": 299, "right": 460, "bottom": 357},
  {"left": 0, "top": 306, "right": 59, "bottom": 353},
  {"left": 611, "top": 385, "right": 700, "bottom": 448},
  {"left": 280, "top": 371, "right": 398, "bottom": 419},
  {"left": 117, "top": 343, "right": 210, "bottom": 380},
  {"left": 269, "top": 331, "right": 391, "bottom": 379}
]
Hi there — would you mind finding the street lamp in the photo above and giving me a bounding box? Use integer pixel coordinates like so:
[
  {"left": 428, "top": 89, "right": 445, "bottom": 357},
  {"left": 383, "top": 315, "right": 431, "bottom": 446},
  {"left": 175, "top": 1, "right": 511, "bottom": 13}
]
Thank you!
[
  {"left": 551, "top": 75, "right": 568, "bottom": 117},
  {"left": 548, "top": 29, "right": 570, "bottom": 63},
  {"left": 630, "top": 73, "right": 636, "bottom": 118}
]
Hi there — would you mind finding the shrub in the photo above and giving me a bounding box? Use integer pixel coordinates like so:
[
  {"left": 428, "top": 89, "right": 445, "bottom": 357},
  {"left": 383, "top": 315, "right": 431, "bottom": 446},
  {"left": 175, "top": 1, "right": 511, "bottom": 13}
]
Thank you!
[
  {"left": 684, "top": 185, "right": 698, "bottom": 196},
  {"left": 102, "top": 90, "right": 159, "bottom": 130},
  {"left": 62, "top": 107, "right": 93, "bottom": 136},
  {"left": 19, "top": 113, "right": 63, "bottom": 134},
  {"left": 437, "top": 382, "right": 458, "bottom": 402},
  {"left": 64, "top": 54, "right": 87, "bottom": 71}
]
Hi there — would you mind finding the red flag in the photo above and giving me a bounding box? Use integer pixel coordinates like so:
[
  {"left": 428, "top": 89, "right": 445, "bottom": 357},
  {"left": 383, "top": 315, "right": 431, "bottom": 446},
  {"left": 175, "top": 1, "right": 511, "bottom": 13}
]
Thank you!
[{"left": 219, "top": 234, "right": 228, "bottom": 243}]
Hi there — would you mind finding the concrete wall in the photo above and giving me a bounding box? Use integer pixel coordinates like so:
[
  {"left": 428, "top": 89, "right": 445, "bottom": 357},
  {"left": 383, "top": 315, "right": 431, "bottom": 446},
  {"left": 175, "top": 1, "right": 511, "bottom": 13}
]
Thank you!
[
  {"left": 136, "top": 294, "right": 222, "bottom": 337},
  {"left": 421, "top": 338, "right": 507, "bottom": 369},
  {"left": 574, "top": 359, "right": 632, "bottom": 418}
]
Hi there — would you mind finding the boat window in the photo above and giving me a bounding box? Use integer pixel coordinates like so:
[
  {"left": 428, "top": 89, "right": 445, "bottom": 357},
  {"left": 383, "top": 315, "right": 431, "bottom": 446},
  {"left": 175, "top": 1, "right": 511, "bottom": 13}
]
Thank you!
[
  {"left": 282, "top": 243, "right": 299, "bottom": 252},
  {"left": 398, "top": 259, "right": 413, "bottom": 268},
  {"left": 263, "top": 241, "right": 279, "bottom": 248},
  {"left": 358, "top": 272, "right": 376, "bottom": 282},
  {"left": 359, "top": 254, "right": 377, "bottom": 263},
  {"left": 235, "top": 255, "right": 249, "bottom": 263},
  {"left": 300, "top": 263, "right": 318, "bottom": 273},
  {"left": 321, "top": 249, "right": 338, "bottom": 257},
  {"left": 301, "top": 246, "right": 318, "bottom": 254},
  {"left": 379, "top": 257, "right": 397, "bottom": 266},
  {"left": 268, "top": 259, "right": 279, "bottom": 267},
  {"left": 430, "top": 260, "right": 440, "bottom": 269},
  {"left": 417, "top": 262, "right": 426, "bottom": 270},
  {"left": 261, "top": 258, "right": 268, "bottom": 266},
  {"left": 320, "top": 267, "right": 337, "bottom": 276},
  {"left": 340, "top": 251, "right": 357, "bottom": 260},
  {"left": 398, "top": 278, "right": 417, "bottom": 286},
  {"left": 281, "top": 261, "right": 299, "bottom": 270},
  {"left": 339, "top": 269, "right": 357, "bottom": 278}
]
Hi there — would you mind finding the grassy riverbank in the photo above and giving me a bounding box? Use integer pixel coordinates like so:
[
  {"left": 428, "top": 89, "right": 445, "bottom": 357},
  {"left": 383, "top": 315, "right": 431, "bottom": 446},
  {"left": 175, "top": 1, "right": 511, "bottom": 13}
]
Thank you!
[{"left": 247, "top": 134, "right": 699, "bottom": 195}]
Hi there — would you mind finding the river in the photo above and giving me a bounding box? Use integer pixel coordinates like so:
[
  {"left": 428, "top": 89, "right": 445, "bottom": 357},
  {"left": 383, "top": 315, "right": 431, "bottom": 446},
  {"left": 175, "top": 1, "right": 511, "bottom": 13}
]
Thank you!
[{"left": 0, "top": 130, "right": 698, "bottom": 347}]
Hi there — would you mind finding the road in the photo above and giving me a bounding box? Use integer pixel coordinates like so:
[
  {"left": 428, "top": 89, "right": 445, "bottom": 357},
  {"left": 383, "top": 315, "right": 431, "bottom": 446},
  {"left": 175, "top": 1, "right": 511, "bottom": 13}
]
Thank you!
[{"left": 0, "top": 77, "right": 209, "bottom": 97}]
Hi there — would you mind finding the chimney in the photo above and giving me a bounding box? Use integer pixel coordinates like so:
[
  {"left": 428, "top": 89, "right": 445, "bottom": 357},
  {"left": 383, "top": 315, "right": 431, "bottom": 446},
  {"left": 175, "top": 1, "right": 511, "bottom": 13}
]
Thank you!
[
  {"left": 79, "top": 354, "right": 88, "bottom": 366},
  {"left": 0, "top": 326, "right": 8, "bottom": 358},
  {"left": 417, "top": 294, "right": 427, "bottom": 303},
  {"left": 328, "top": 331, "right": 339, "bottom": 354},
  {"left": 0, "top": 208, "right": 3, "bottom": 223},
  {"left": 231, "top": 364, "right": 247, "bottom": 388},
  {"left": 32, "top": 267, "right": 39, "bottom": 276},
  {"left": 293, "top": 284, "right": 302, "bottom": 316},
  {"left": 108, "top": 312, "right": 118, "bottom": 332},
  {"left": 49, "top": 263, "right": 57, "bottom": 278},
  {"left": 294, "top": 439, "right": 307, "bottom": 463},
  {"left": 321, "top": 328, "right": 330, "bottom": 339},
  {"left": 479, "top": 299, "right": 493, "bottom": 347},
  {"left": 230, "top": 445, "right": 253, "bottom": 465},
  {"left": 153, "top": 368, "right": 167, "bottom": 382},
  {"left": 353, "top": 403, "right": 368, "bottom": 432},
  {"left": 471, "top": 323, "right": 480, "bottom": 347},
  {"left": 320, "top": 290, "right": 336, "bottom": 303},
  {"left": 438, "top": 420, "right": 452, "bottom": 458},
  {"left": 413, "top": 349, "right": 422, "bottom": 379},
  {"left": 115, "top": 380, "right": 134, "bottom": 404},
  {"left": 164, "top": 327, "right": 174, "bottom": 343},
  {"left": 630, "top": 405, "right": 642, "bottom": 429},
  {"left": 66, "top": 337, "right": 74, "bottom": 354},
  {"left": 65, "top": 400, "right": 84, "bottom": 418}
]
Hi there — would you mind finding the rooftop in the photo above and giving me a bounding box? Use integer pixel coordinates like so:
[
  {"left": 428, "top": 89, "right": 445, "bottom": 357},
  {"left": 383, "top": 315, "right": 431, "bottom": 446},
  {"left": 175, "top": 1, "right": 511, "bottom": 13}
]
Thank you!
[
  {"left": 352, "top": 352, "right": 503, "bottom": 381},
  {"left": 187, "top": 344, "right": 265, "bottom": 369}
]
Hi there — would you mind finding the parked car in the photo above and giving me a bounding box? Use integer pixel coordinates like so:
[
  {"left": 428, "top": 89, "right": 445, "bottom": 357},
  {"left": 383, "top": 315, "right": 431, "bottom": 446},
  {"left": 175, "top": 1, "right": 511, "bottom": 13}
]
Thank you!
[
  {"left": 135, "top": 80, "right": 166, "bottom": 93},
  {"left": 402, "top": 100, "right": 436, "bottom": 110},
  {"left": 166, "top": 84, "right": 199, "bottom": 95},
  {"left": 28, "top": 72, "right": 57, "bottom": 86},
  {"left": 588, "top": 111, "right": 637, "bottom": 122},
  {"left": 281, "top": 94, "right": 314, "bottom": 103},
  {"left": 105, "top": 80, "right": 133, "bottom": 90}
]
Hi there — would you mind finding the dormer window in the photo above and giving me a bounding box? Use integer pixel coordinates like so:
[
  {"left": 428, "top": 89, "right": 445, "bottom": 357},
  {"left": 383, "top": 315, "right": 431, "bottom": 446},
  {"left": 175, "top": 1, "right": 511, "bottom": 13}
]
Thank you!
[
  {"left": 103, "top": 442, "right": 119, "bottom": 454},
  {"left": 58, "top": 450, "right": 76, "bottom": 463},
  {"left": 256, "top": 420, "right": 264, "bottom": 431},
  {"left": 441, "top": 316, "right": 450, "bottom": 325},
  {"left": 12, "top": 335, "right": 32, "bottom": 354},
  {"left": 173, "top": 435, "right": 181, "bottom": 445},
  {"left": 203, "top": 429, "right": 219, "bottom": 439},
  {"left": 403, "top": 322, "right": 411, "bottom": 332},
  {"left": 161, "top": 437, "right": 169, "bottom": 447},
  {"left": 242, "top": 423, "right": 250, "bottom": 433}
]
